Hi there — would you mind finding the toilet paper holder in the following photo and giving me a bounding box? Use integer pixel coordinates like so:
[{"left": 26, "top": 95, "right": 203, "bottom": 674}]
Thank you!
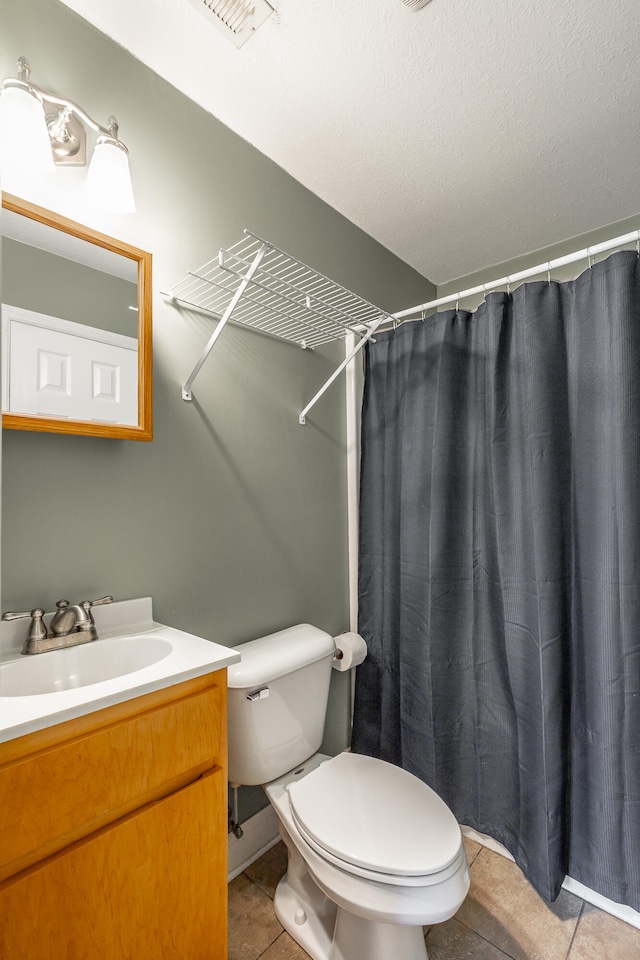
[{"left": 332, "top": 632, "right": 367, "bottom": 671}]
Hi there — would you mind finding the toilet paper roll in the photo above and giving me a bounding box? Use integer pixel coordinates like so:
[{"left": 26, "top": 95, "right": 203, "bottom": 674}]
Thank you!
[{"left": 332, "top": 632, "right": 367, "bottom": 671}]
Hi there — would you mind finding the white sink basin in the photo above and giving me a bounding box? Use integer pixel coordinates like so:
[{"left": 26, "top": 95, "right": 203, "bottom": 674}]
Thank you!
[
  {"left": 1, "top": 635, "right": 174, "bottom": 697},
  {"left": 0, "top": 598, "right": 241, "bottom": 743}
]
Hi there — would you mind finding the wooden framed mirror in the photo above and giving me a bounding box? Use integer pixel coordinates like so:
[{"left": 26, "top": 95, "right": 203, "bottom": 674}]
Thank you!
[{"left": 1, "top": 194, "right": 152, "bottom": 440}]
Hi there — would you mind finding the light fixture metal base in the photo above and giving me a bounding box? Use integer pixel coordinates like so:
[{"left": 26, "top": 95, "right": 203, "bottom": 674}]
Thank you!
[{"left": 46, "top": 111, "right": 86, "bottom": 165}]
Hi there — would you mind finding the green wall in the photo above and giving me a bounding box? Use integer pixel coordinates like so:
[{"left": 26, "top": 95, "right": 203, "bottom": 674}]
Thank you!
[
  {"left": 3, "top": 238, "right": 138, "bottom": 337},
  {"left": 0, "top": 0, "right": 435, "bottom": 819}
]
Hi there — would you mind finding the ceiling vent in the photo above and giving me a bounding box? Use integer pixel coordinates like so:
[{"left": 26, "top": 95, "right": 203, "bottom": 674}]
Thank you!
[
  {"left": 400, "top": 0, "right": 433, "bottom": 9},
  {"left": 186, "top": 0, "right": 274, "bottom": 48}
]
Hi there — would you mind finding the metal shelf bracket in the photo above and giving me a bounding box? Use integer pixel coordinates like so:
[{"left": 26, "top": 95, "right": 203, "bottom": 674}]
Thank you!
[
  {"left": 298, "top": 317, "right": 384, "bottom": 424},
  {"left": 179, "top": 242, "right": 271, "bottom": 401}
]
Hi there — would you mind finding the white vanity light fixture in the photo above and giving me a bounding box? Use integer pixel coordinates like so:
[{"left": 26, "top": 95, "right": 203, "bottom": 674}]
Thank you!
[
  {"left": 0, "top": 57, "right": 135, "bottom": 214},
  {"left": 0, "top": 82, "right": 54, "bottom": 175},
  {"left": 84, "top": 121, "right": 135, "bottom": 215}
]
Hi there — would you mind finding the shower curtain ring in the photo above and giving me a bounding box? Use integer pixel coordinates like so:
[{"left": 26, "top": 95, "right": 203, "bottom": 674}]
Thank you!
[
  {"left": 587, "top": 247, "right": 593, "bottom": 269},
  {"left": 547, "top": 267, "right": 552, "bottom": 284},
  {"left": 506, "top": 278, "right": 511, "bottom": 296},
  {"left": 636, "top": 235, "right": 639, "bottom": 258},
  {"left": 455, "top": 299, "right": 459, "bottom": 311}
]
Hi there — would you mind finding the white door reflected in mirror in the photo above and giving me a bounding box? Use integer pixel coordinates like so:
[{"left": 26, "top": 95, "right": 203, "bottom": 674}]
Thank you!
[{"left": 2, "top": 304, "right": 138, "bottom": 424}]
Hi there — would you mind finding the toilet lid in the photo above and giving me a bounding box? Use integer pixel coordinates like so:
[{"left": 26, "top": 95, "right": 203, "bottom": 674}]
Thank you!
[{"left": 287, "top": 752, "right": 462, "bottom": 878}]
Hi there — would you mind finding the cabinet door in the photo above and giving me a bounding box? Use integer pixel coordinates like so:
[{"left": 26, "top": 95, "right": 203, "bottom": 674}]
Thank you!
[
  {"left": 1, "top": 680, "right": 224, "bottom": 881},
  {"left": 0, "top": 768, "right": 227, "bottom": 960}
]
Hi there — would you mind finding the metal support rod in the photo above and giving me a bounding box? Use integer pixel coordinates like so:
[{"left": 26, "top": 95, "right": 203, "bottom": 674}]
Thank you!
[
  {"left": 229, "top": 784, "right": 243, "bottom": 839},
  {"left": 299, "top": 317, "right": 384, "bottom": 425},
  {"left": 181, "top": 242, "right": 271, "bottom": 400}
]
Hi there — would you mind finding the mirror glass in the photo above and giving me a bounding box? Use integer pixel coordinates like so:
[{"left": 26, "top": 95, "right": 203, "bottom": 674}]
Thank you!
[{"left": 1, "top": 194, "right": 152, "bottom": 440}]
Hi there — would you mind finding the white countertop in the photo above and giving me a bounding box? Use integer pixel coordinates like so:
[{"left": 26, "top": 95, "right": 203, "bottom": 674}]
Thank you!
[{"left": 0, "top": 597, "right": 240, "bottom": 742}]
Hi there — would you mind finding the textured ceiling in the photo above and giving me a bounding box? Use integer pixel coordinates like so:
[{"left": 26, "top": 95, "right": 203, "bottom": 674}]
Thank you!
[{"left": 59, "top": 0, "right": 640, "bottom": 284}]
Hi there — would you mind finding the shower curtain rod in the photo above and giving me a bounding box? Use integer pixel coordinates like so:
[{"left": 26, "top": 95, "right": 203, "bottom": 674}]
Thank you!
[{"left": 393, "top": 229, "right": 640, "bottom": 321}]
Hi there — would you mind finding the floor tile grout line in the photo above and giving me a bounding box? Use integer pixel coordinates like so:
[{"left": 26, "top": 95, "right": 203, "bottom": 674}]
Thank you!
[
  {"left": 250, "top": 878, "right": 277, "bottom": 901},
  {"left": 442, "top": 916, "right": 519, "bottom": 960},
  {"left": 232, "top": 869, "right": 284, "bottom": 960},
  {"left": 564, "top": 900, "right": 586, "bottom": 960},
  {"left": 255, "top": 928, "right": 286, "bottom": 959}
]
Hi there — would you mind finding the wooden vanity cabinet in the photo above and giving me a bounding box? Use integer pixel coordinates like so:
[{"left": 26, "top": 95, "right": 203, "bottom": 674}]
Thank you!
[{"left": 0, "top": 670, "right": 228, "bottom": 959}]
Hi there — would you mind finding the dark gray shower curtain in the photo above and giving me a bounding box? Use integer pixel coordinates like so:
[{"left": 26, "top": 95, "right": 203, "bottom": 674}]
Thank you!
[{"left": 352, "top": 250, "right": 640, "bottom": 911}]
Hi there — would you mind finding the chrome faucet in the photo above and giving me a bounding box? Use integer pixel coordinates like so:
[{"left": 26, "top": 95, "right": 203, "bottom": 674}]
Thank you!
[{"left": 2, "top": 596, "right": 113, "bottom": 655}]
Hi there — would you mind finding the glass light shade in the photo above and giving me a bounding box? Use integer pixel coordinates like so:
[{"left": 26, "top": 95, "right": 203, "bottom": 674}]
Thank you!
[
  {"left": 85, "top": 138, "right": 135, "bottom": 214},
  {"left": 0, "top": 86, "right": 55, "bottom": 176}
]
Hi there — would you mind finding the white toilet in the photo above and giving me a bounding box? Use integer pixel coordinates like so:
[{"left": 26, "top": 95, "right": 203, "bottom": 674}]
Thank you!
[{"left": 227, "top": 624, "right": 470, "bottom": 960}]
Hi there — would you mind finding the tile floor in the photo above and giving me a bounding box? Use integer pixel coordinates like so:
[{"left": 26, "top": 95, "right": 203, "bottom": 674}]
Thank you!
[{"left": 228, "top": 838, "right": 640, "bottom": 960}]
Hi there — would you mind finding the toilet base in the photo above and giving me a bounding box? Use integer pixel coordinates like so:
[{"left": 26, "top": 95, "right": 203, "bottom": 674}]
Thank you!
[
  {"left": 331, "top": 909, "right": 428, "bottom": 960},
  {"left": 274, "top": 821, "right": 337, "bottom": 960},
  {"left": 274, "top": 871, "right": 336, "bottom": 960},
  {"left": 274, "top": 822, "right": 429, "bottom": 960}
]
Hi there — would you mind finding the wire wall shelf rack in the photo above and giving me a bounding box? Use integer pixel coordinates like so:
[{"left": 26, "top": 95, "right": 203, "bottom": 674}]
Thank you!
[{"left": 164, "top": 230, "right": 393, "bottom": 423}]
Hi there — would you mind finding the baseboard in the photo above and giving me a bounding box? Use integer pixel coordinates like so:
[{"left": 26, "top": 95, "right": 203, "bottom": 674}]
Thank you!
[
  {"left": 228, "top": 805, "right": 280, "bottom": 881},
  {"left": 461, "top": 826, "right": 640, "bottom": 931}
]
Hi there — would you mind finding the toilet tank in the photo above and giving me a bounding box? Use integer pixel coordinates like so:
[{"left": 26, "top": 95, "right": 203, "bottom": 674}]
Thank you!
[{"left": 227, "top": 624, "right": 335, "bottom": 786}]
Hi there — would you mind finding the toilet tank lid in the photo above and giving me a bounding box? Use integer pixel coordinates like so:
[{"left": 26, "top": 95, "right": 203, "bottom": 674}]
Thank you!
[{"left": 227, "top": 624, "right": 335, "bottom": 689}]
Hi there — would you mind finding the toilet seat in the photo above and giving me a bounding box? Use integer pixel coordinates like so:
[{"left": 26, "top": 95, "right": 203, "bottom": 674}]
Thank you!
[
  {"left": 286, "top": 752, "right": 463, "bottom": 887},
  {"left": 291, "top": 813, "right": 466, "bottom": 887}
]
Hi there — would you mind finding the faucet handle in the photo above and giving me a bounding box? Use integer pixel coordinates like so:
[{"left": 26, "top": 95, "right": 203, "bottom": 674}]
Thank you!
[
  {"left": 86, "top": 596, "right": 114, "bottom": 608},
  {"left": 2, "top": 608, "right": 48, "bottom": 643},
  {"left": 80, "top": 595, "right": 113, "bottom": 627}
]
